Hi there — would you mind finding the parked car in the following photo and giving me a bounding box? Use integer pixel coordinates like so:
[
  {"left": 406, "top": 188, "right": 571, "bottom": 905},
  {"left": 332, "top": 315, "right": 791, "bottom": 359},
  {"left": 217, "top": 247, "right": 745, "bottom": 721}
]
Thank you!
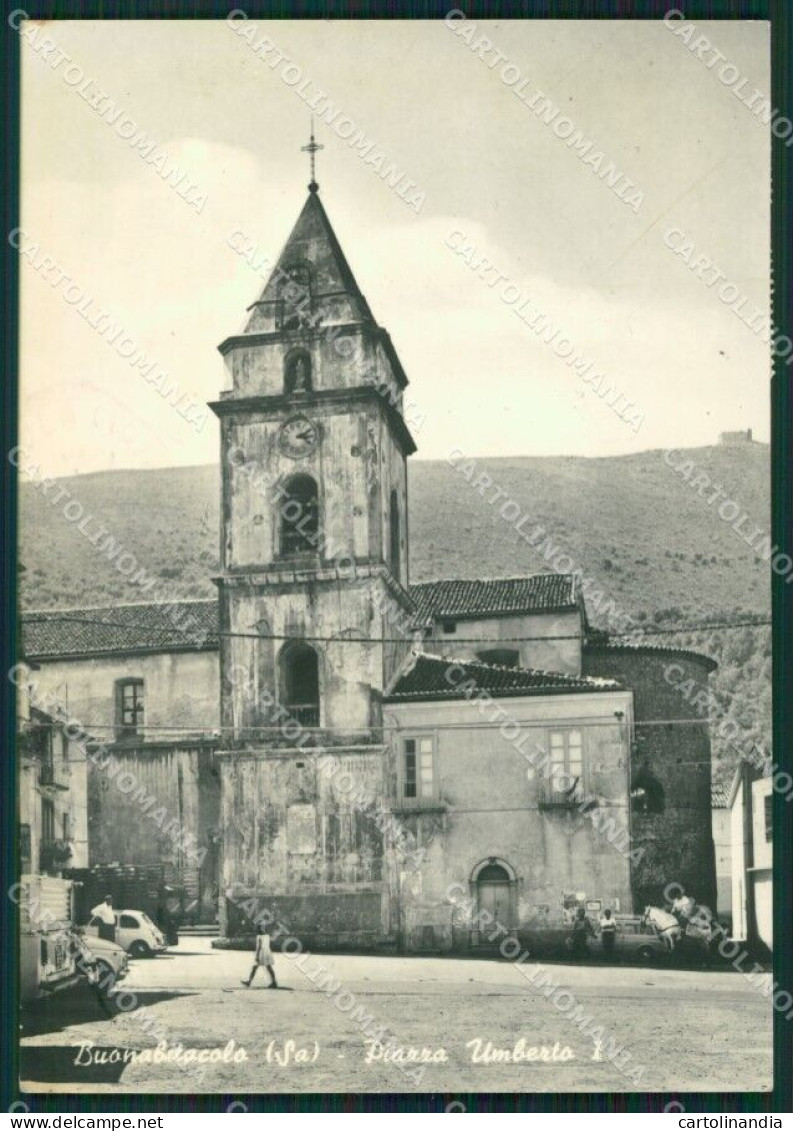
[
  {"left": 611, "top": 917, "right": 669, "bottom": 962},
  {"left": 78, "top": 929, "right": 130, "bottom": 990},
  {"left": 86, "top": 909, "right": 167, "bottom": 957}
]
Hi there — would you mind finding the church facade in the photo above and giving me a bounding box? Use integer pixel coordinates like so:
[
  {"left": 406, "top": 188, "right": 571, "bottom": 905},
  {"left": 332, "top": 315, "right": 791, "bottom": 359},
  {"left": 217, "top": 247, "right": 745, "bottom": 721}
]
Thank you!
[{"left": 20, "top": 175, "right": 718, "bottom": 948}]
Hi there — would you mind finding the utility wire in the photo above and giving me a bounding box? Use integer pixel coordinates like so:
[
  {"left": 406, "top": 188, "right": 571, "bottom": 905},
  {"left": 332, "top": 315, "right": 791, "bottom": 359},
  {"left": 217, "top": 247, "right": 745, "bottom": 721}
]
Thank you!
[{"left": 17, "top": 715, "right": 768, "bottom": 735}]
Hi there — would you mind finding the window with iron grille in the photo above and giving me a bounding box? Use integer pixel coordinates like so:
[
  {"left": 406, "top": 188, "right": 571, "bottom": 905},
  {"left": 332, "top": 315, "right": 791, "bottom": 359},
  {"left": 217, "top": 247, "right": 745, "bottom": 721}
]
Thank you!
[
  {"left": 116, "top": 678, "right": 144, "bottom": 738},
  {"left": 402, "top": 735, "right": 435, "bottom": 802}
]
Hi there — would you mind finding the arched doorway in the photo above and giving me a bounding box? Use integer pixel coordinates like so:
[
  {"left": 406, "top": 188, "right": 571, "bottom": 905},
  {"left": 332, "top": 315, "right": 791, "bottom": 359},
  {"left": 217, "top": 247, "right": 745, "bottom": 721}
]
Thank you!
[{"left": 470, "top": 858, "right": 518, "bottom": 945}]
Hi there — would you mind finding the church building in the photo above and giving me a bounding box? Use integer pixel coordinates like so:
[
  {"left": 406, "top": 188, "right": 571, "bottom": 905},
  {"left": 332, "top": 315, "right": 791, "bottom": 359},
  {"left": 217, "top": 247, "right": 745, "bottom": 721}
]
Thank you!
[{"left": 20, "top": 156, "right": 718, "bottom": 949}]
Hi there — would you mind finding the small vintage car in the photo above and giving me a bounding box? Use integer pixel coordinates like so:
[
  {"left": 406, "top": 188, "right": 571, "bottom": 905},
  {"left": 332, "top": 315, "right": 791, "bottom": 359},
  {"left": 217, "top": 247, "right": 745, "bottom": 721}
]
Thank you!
[
  {"left": 80, "top": 931, "right": 130, "bottom": 989},
  {"left": 86, "top": 909, "right": 167, "bottom": 958},
  {"left": 609, "top": 917, "right": 669, "bottom": 962}
]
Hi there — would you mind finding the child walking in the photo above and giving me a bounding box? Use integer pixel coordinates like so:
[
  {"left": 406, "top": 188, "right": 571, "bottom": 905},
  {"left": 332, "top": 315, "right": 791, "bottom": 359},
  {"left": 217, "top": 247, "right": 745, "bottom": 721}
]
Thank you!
[{"left": 241, "top": 932, "right": 278, "bottom": 989}]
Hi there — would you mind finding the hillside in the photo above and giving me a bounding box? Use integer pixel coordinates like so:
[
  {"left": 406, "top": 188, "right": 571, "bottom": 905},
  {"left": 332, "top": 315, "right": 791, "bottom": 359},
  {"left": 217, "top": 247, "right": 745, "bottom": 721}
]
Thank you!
[{"left": 18, "top": 443, "right": 772, "bottom": 783}]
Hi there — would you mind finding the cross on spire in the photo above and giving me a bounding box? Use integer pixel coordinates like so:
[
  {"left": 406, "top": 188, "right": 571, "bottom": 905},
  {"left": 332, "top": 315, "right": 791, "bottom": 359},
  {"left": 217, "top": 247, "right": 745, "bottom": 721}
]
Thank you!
[{"left": 301, "top": 119, "right": 323, "bottom": 193}]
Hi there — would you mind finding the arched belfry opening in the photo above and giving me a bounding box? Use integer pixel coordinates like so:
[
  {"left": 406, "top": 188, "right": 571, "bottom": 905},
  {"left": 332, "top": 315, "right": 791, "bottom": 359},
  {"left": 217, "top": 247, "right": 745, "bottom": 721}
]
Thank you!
[
  {"left": 280, "top": 473, "right": 319, "bottom": 557},
  {"left": 279, "top": 641, "right": 320, "bottom": 727}
]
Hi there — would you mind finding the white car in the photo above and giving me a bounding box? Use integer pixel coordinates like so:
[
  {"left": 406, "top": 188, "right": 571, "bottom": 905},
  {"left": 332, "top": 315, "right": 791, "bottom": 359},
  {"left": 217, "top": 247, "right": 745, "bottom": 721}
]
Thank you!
[
  {"left": 82, "top": 932, "right": 130, "bottom": 987},
  {"left": 87, "top": 910, "right": 167, "bottom": 958}
]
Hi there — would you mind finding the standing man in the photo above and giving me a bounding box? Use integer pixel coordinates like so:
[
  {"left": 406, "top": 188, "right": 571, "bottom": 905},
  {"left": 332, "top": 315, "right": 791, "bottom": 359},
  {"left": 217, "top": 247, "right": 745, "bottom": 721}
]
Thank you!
[
  {"left": 599, "top": 908, "right": 617, "bottom": 960},
  {"left": 90, "top": 894, "right": 116, "bottom": 944},
  {"left": 241, "top": 932, "right": 278, "bottom": 989},
  {"left": 569, "top": 907, "right": 595, "bottom": 960}
]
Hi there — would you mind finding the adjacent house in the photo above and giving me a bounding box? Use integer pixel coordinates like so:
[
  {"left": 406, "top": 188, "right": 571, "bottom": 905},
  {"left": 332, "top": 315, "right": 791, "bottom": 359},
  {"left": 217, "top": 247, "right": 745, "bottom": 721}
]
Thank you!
[
  {"left": 17, "top": 664, "right": 89, "bottom": 879},
  {"left": 729, "top": 760, "right": 772, "bottom": 952}
]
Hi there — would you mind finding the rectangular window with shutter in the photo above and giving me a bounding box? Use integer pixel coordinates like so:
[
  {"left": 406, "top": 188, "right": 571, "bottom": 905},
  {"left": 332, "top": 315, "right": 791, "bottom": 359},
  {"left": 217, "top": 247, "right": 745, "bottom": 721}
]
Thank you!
[
  {"left": 401, "top": 735, "right": 435, "bottom": 803},
  {"left": 116, "top": 678, "right": 144, "bottom": 738}
]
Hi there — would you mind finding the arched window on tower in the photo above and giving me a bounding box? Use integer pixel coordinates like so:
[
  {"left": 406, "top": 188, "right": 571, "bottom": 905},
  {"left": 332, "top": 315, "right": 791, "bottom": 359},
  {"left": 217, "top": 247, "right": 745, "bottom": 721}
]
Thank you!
[
  {"left": 280, "top": 641, "right": 320, "bottom": 727},
  {"left": 389, "top": 488, "right": 400, "bottom": 579},
  {"left": 280, "top": 474, "right": 319, "bottom": 557},
  {"left": 284, "top": 349, "right": 312, "bottom": 395},
  {"left": 631, "top": 767, "right": 665, "bottom": 814}
]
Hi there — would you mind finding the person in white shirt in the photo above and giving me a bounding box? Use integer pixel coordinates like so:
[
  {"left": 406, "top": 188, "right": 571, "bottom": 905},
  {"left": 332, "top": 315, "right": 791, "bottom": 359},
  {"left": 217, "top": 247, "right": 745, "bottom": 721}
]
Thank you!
[
  {"left": 599, "top": 908, "right": 617, "bottom": 959},
  {"left": 90, "top": 895, "right": 116, "bottom": 943},
  {"left": 241, "top": 933, "right": 278, "bottom": 988},
  {"left": 670, "top": 891, "right": 696, "bottom": 929}
]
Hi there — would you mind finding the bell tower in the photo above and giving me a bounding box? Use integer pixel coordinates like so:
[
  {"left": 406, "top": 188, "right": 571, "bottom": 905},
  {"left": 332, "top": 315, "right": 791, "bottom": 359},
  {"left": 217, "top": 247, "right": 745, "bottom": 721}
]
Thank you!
[{"left": 210, "top": 155, "right": 417, "bottom": 745}]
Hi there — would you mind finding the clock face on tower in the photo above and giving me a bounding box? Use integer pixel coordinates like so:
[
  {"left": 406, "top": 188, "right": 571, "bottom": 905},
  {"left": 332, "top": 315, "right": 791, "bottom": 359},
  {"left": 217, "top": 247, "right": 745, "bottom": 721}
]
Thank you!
[{"left": 278, "top": 414, "right": 319, "bottom": 459}]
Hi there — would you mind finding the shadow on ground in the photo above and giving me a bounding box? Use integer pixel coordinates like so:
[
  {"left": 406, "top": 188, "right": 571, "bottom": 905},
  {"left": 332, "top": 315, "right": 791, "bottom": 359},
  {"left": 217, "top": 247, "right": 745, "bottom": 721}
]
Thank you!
[{"left": 20, "top": 989, "right": 195, "bottom": 1037}]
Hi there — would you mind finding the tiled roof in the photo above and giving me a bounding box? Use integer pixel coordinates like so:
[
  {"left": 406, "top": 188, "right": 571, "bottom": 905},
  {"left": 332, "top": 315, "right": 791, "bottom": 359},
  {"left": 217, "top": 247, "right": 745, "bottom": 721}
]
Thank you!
[
  {"left": 711, "top": 782, "right": 731, "bottom": 808},
  {"left": 21, "top": 600, "right": 218, "bottom": 660},
  {"left": 19, "top": 575, "right": 580, "bottom": 661},
  {"left": 585, "top": 640, "right": 718, "bottom": 672},
  {"left": 385, "top": 653, "right": 623, "bottom": 702},
  {"left": 410, "top": 574, "right": 578, "bottom": 626}
]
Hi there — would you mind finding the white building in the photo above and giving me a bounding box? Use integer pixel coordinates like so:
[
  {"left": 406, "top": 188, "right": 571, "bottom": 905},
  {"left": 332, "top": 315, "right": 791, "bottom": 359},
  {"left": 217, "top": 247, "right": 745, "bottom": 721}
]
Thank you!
[{"left": 729, "top": 761, "right": 772, "bottom": 951}]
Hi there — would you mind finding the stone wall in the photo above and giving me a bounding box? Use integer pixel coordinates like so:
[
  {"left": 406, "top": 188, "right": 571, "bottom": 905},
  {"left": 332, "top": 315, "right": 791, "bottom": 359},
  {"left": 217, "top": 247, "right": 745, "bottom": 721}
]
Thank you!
[
  {"left": 87, "top": 741, "right": 221, "bottom": 921},
  {"left": 583, "top": 646, "right": 717, "bottom": 910},
  {"left": 219, "top": 745, "right": 393, "bottom": 948}
]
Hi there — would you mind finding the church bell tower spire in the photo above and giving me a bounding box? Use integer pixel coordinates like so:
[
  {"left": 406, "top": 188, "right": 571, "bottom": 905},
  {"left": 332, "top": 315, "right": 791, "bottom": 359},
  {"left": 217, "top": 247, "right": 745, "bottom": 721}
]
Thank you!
[{"left": 210, "top": 149, "right": 417, "bottom": 743}]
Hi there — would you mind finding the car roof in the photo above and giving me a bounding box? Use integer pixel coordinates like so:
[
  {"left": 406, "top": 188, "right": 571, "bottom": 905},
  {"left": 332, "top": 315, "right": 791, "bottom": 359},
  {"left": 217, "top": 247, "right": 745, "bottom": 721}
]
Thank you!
[{"left": 86, "top": 937, "right": 126, "bottom": 954}]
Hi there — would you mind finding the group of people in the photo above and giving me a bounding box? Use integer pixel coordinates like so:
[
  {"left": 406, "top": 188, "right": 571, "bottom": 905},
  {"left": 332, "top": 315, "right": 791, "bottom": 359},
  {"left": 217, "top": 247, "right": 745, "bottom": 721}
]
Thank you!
[
  {"left": 568, "top": 906, "right": 618, "bottom": 959},
  {"left": 567, "top": 888, "right": 708, "bottom": 960}
]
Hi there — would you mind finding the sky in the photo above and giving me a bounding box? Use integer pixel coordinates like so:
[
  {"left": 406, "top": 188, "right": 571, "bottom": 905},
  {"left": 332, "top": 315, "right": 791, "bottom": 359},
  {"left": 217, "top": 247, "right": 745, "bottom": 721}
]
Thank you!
[{"left": 19, "top": 18, "right": 771, "bottom": 477}]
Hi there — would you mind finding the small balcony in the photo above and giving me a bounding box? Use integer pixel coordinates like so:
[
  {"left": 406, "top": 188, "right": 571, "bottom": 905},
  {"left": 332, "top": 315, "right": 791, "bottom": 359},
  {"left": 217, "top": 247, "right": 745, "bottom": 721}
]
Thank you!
[
  {"left": 288, "top": 704, "right": 320, "bottom": 728},
  {"left": 39, "top": 838, "right": 74, "bottom": 872},
  {"left": 537, "top": 781, "right": 585, "bottom": 810},
  {"left": 392, "top": 789, "right": 447, "bottom": 814}
]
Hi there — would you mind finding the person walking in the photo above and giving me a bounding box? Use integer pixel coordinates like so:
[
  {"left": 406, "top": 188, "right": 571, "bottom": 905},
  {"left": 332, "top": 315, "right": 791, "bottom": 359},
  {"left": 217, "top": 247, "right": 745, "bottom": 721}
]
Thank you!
[
  {"left": 156, "top": 886, "right": 179, "bottom": 947},
  {"left": 599, "top": 908, "right": 617, "bottom": 960},
  {"left": 90, "top": 895, "right": 116, "bottom": 944},
  {"left": 241, "top": 932, "right": 278, "bottom": 989}
]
